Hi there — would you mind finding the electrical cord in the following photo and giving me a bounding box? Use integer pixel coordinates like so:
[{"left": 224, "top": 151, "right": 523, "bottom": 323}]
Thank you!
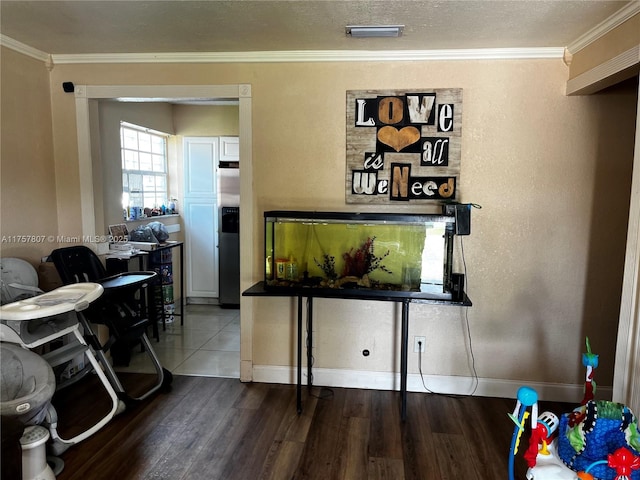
[
  {"left": 460, "top": 235, "right": 479, "bottom": 396},
  {"left": 416, "top": 234, "right": 479, "bottom": 398},
  {"left": 417, "top": 343, "right": 474, "bottom": 399}
]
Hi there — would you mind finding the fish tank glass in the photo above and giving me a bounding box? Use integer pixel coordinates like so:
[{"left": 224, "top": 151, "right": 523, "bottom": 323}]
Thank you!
[{"left": 264, "top": 211, "right": 459, "bottom": 299}]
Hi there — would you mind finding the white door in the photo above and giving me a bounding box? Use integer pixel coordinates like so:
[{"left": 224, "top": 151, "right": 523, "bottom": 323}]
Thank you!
[{"left": 183, "top": 137, "right": 219, "bottom": 298}]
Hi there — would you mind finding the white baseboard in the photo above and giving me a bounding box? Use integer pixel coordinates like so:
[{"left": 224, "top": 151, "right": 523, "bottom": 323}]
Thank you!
[
  {"left": 251, "top": 365, "right": 612, "bottom": 403},
  {"left": 187, "top": 297, "right": 219, "bottom": 305}
]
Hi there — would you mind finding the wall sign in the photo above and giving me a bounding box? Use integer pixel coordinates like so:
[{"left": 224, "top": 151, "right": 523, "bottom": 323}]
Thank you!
[{"left": 346, "top": 89, "right": 462, "bottom": 204}]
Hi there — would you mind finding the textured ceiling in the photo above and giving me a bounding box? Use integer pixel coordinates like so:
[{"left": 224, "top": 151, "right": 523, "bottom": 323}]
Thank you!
[{"left": 0, "top": 0, "right": 635, "bottom": 55}]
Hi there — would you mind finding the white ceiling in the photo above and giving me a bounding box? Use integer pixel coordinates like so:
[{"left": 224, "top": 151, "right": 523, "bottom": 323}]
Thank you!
[{"left": 0, "top": 0, "right": 636, "bottom": 57}]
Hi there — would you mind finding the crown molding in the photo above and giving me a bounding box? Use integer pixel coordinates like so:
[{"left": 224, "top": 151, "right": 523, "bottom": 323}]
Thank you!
[
  {"left": 0, "top": 31, "right": 565, "bottom": 65},
  {"left": 566, "top": 44, "right": 640, "bottom": 95},
  {"left": 567, "top": 2, "right": 640, "bottom": 55},
  {"left": 49, "top": 47, "right": 564, "bottom": 65},
  {"left": 0, "top": 34, "right": 50, "bottom": 63}
]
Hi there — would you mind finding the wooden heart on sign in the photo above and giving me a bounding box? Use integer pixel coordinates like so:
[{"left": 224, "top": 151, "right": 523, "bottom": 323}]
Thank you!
[{"left": 377, "top": 126, "right": 420, "bottom": 152}]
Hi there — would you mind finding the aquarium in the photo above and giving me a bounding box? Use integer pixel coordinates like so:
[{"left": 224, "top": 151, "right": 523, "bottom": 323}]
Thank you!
[{"left": 264, "top": 211, "right": 459, "bottom": 298}]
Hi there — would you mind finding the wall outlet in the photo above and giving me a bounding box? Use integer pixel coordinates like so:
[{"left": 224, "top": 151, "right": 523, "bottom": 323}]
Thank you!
[{"left": 414, "top": 336, "right": 426, "bottom": 353}]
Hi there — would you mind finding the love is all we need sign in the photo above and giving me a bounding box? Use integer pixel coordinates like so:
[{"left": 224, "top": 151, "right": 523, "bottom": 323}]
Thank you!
[{"left": 346, "top": 89, "right": 462, "bottom": 204}]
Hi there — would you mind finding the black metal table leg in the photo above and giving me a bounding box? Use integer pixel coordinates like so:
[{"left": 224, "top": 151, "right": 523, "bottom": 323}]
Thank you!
[
  {"left": 401, "top": 299, "right": 409, "bottom": 421},
  {"left": 179, "top": 243, "right": 184, "bottom": 325},
  {"left": 297, "top": 295, "right": 303, "bottom": 414},
  {"left": 307, "top": 297, "right": 313, "bottom": 390}
]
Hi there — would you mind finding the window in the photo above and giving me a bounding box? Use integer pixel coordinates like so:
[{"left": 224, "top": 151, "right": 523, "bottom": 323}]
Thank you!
[{"left": 121, "top": 122, "right": 168, "bottom": 210}]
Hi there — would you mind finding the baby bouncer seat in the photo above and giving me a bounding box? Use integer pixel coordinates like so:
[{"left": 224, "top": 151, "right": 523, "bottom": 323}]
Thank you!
[
  {"left": 0, "top": 281, "right": 123, "bottom": 477},
  {"left": 50, "top": 245, "right": 172, "bottom": 405},
  {"left": 1, "top": 257, "right": 43, "bottom": 304},
  {"left": 1, "top": 342, "right": 56, "bottom": 480}
]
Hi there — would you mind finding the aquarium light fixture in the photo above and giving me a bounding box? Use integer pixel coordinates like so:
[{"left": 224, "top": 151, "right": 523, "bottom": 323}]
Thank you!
[{"left": 346, "top": 25, "right": 404, "bottom": 38}]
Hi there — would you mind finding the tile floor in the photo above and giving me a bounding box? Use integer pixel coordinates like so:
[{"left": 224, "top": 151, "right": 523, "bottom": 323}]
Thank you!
[{"left": 115, "top": 304, "right": 241, "bottom": 378}]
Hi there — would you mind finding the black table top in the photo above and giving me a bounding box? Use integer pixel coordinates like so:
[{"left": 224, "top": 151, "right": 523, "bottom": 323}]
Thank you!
[
  {"left": 100, "top": 271, "right": 157, "bottom": 289},
  {"left": 243, "top": 281, "right": 471, "bottom": 306}
]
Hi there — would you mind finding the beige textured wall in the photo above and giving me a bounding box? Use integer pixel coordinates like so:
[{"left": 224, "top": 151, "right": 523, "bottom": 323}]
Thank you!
[
  {"left": 172, "top": 104, "right": 239, "bottom": 136},
  {"left": 8, "top": 56, "right": 635, "bottom": 390},
  {"left": 242, "top": 60, "right": 635, "bottom": 388},
  {"left": 0, "top": 47, "right": 57, "bottom": 264}
]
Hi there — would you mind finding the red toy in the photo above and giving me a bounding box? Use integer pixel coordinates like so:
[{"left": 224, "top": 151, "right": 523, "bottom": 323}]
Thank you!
[{"left": 608, "top": 447, "right": 640, "bottom": 480}]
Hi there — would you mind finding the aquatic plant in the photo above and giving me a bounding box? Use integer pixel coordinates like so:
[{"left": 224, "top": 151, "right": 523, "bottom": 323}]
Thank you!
[
  {"left": 314, "top": 254, "right": 338, "bottom": 280},
  {"left": 342, "top": 236, "right": 392, "bottom": 278}
]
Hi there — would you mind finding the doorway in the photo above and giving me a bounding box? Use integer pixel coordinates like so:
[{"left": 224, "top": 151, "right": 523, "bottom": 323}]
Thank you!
[{"left": 73, "top": 84, "right": 253, "bottom": 382}]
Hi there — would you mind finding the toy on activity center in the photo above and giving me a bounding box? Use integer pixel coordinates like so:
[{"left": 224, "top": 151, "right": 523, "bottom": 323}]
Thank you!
[{"left": 508, "top": 337, "right": 640, "bottom": 480}]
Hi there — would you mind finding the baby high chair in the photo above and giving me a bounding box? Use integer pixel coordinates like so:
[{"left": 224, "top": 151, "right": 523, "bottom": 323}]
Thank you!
[
  {"left": 0, "top": 281, "right": 124, "bottom": 478},
  {"left": 50, "top": 245, "right": 172, "bottom": 404}
]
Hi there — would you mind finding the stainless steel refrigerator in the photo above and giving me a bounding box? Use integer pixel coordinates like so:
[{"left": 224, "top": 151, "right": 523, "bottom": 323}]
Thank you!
[{"left": 218, "top": 167, "right": 240, "bottom": 306}]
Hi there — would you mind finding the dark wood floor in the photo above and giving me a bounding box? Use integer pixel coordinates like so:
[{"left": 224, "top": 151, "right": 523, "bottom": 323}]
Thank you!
[{"left": 52, "top": 374, "right": 571, "bottom": 480}]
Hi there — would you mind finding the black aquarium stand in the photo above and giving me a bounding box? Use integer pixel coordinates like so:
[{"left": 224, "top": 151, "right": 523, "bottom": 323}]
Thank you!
[{"left": 243, "top": 281, "right": 471, "bottom": 421}]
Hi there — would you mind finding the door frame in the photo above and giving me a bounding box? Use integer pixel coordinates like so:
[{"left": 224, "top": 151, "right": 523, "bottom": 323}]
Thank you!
[
  {"left": 73, "top": 84, "right": 254, "bottom": 381},
  {"left": 613, "top": 79, "right": 640, "bottom": 413}
]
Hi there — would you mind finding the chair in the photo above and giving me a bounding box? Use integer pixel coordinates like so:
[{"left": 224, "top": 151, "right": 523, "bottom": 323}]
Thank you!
[
  {"left": 0, "top": 282, "right": 123, "bottom": 465},
  {"left": 49, "top": 245, "right": 172, "bottom": 405}
]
